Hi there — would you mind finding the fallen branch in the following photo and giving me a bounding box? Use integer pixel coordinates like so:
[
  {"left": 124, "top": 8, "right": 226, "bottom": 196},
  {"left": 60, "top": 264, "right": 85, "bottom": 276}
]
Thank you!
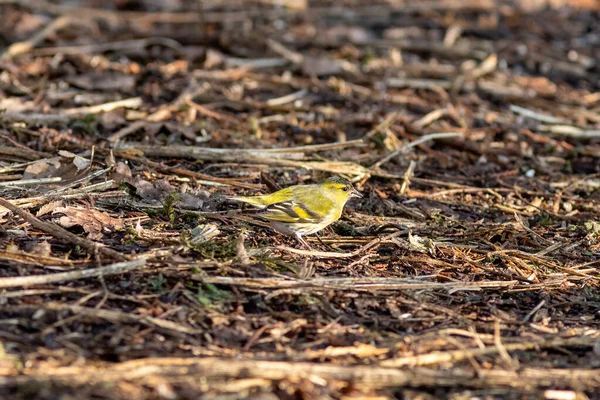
[
  {"left": 193, "top": 276, "right": 536, "bottom": 292},
  {"left": 6, "top": 302, "right": 200, "bottom": 337},
  {"left": 381, "top": 336, "right": 596, "bottom": 367},
  {"left": 3, "top": 356, "right": 599, "bottom": 392}
]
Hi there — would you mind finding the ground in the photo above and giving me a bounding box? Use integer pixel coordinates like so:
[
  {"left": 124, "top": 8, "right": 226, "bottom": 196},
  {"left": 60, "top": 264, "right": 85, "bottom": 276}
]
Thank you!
[{"left": 0, "top": 0, "right": 599, "bottom": 399}]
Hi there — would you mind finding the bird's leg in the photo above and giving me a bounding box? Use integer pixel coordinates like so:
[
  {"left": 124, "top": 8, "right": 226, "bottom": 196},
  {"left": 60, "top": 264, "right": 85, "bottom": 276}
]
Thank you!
[{"left": 295, "top": 233, "right": 311, "bottom": 249}]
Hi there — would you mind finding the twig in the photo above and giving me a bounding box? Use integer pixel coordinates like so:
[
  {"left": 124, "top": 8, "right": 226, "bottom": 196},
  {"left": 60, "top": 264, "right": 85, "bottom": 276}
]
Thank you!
[
  {"left": 1, "top": 15, "right": 75, "bottom": 59},
  {"left": 363, "top": 112, "right": 401, "bottom": 139},
  {"left": 11, "top": 302, "right": 201, "bottom": 336},
  {"left": 266, "top": 89, "right": 308, "bottom": 107},
  {"left": 105, "top": 120, "right": 150, "bottom": 144},
  {"left": 0, "top": 177, "right": 62, "bottom": 187},
  {"left": 399, "top": 160, "right": 417, "bottom": 195},
  {"left": 510, "top": 104, "right": 566, "bottom": 124},
  {"left": 63, "top": 97, "right": 143, "bottom": 115},
  {"left": 0, "top": 112, "right": 70, "bottom": 124},
  {"left": 266, "top": 38, "right": 304, "bottom": 64},
  {"left": 43, "top": 168, "right": 112, "bottom": 195},
  {"left": 275, "top": 231, "right": 402, "bottom": 259},
  {"left": 371, "top": 132, "right": 463, "bottom": 170},
  {"left": 0, "top": 258, "right": 146, "bottom": 289},
  {"left": 0, "top": 98, "right": 143, "bottom": 125},
  {"left": 494, "top": 319, "right": 518, "bottom": 369},
  {"left": 194, "top": 276, "right": 528, "bottom": 292},
  {"left": 0, "top": 146, "right": 49, "bottom": 161},
  {"left": 122, "top": 139, "right": 364, "bottom": 157},
  {"left": 116, "top": 155, "right": 263, "bottom": 190},
  {"left": 536, "top": 125, "right": 600, "bottom": 138},
  {"left": 381, "top": 336, "right": 596, "bottom": 367},
  {"left": 521, "top": 300, "right": 546, "bottom": 323},
  {"left": 413, "top": 109, "right": 448, "bottom": 129},
  {"left": 29, "top": 37, "right": 183, "bottom": 56}
]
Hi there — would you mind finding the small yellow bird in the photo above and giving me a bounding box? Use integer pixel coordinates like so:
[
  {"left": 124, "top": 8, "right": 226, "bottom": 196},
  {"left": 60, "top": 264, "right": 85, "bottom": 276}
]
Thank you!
[{"left": 229, "top": 176, "right": 362, "bottom": 247}]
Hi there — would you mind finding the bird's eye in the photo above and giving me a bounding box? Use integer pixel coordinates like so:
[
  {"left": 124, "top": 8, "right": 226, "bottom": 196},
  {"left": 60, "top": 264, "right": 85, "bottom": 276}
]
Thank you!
[{"left": 342, "top": 187, "right": 349, "bottom": 192}]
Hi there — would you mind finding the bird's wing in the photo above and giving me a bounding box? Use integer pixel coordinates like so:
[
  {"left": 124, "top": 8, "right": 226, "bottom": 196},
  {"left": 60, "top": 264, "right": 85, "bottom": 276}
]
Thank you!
[{"left": 260, "top": 200, "right": 324, "bottom": 223}]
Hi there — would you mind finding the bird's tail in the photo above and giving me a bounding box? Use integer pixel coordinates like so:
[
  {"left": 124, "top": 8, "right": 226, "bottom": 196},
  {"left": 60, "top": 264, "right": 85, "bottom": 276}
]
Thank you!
[{"left": 227, "top": 195, "right": 266, "bottom": 207}]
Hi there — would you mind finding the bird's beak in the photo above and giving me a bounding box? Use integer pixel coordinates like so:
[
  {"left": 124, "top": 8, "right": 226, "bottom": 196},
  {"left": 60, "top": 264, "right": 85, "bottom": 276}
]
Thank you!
[{"left": 351, "top": 188, "right": 363, "bottom": 198}]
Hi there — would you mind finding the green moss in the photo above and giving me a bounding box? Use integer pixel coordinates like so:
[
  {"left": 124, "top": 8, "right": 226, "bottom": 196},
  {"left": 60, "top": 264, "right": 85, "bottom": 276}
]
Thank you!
[
  {"left": 193, "top": 282, "right": 233, "bottom": 307},
  {"left": 257, "top": 255, "right": 297, "bottom": 273},
  {"left": 181, "top": 231, "right": 237, "bottom": 260},
  {"left": 149, "top": 273, "right": 167, "bottom": 292},
  {"left": 162, "top": 192, "right": 181, "bottom": 225},
  {"left": 69, "top": 114, "right": 98, "bottom": 134}
]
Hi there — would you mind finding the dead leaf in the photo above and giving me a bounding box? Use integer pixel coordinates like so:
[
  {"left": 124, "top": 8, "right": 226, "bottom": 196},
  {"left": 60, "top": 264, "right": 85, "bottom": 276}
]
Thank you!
[
  {"left": 23, "top": 158, "right": 62, "bottom": 179},
  {"left": 58, "top": 150, "right": 91, "bottom": 170},
  {"left": 24, "top": 152, "right": 91, "bottom": 183},
  {"left": 110, "top": 161, "right": 133, "bottom": 184},
  {"left": 54, "top": 206, "right": 125, "bottom": 240},
  {"left": 36, "top": 200, "right": 64, "bottom": 217}
]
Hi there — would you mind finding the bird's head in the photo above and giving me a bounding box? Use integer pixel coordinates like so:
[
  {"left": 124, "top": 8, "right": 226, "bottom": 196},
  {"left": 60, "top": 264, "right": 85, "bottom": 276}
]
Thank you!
[{"left": 321, "top": 176, "right": 362, "bottom": 203}]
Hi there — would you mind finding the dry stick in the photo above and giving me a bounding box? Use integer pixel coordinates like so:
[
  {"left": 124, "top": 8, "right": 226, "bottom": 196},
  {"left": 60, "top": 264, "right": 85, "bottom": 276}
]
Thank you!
[
  {"left": 536, "top": 124, "right": 600, "bottom": 138},
  {"left": 0, "top": 177, "right": 62, "bottom": 187},
  {"left": 12, "top": 302, "right": 201, "bottom": 336},
  {"left": 118, "top": 146, "right": 381, "bottom": 181},
  {"left": 194, "top": 276, "right": 528, "bottom": 292},
  {"left": 1, "top": 15, "right": 75, "bottom": 59},
  {"left": 494, "top": 319, "right": 517, "bottom": 369},
  {"left": 371, "top": 132, "right": 464, "bottom": 170},
  {"left": 363, "top": 111, "right": 401, "bottom": 139},
  {"left": 0, "top": 258, "right": 146, "bottom": 289},
  {"left": 380, "top": 336, "right": 597, "bottom": 368},
  {"left": 0, "top": 146, "right": 47, "bottom": 161},
  {"left": 0, "top": 197, "right": 128, "bottom": 261},
  {"left": 521, "top": 300, "right": 546, "bottom": 323},
  {"left": 0, "top": 112, "right": 70, "bottom": 124},
  {"left": 385, "top": 78, "right": 536, "bottom": 100},
  {"left": 44, "top": 169, "right": 112, "bottom": 195},
  {"left": 0, "top": 131, "right": 51, "bottom": 158},
  {"left": 63, "top": 97, "right": 143, "bottom": 116},
  {"left": 116, "top": 155, "right": 263, "bottom": 190},
  {"left": 0, "top": 160, "right": 40, "bottom": 174},
  {"left": 266, "top": 89, "right": 309, "bottom": 106},
  {"left": 106, "top": 120, "right": 150, "bottom": 144},
  {"left": 399, "top": 160, "right": 417, "bottom": 195},
  {"left": 29, "top": 37, "right": 183, "bottom": 56},
  {"left": 276, "top": 231, "right": 402, "bottom": 259},
  {"left": 413, "top": 109, "right": 448, "bottom": 129},
  {"left": 509, "top": 104, "right": 565, "bottom": 124},
  {"left": 7, "top": 356, "right": 600, "bottom": 391},
  {"left": 1, "top": 98, "right": 143, "bottom": 125},
  {"left": 124, "top": 139, "right": 365, "bottom": 157}
]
